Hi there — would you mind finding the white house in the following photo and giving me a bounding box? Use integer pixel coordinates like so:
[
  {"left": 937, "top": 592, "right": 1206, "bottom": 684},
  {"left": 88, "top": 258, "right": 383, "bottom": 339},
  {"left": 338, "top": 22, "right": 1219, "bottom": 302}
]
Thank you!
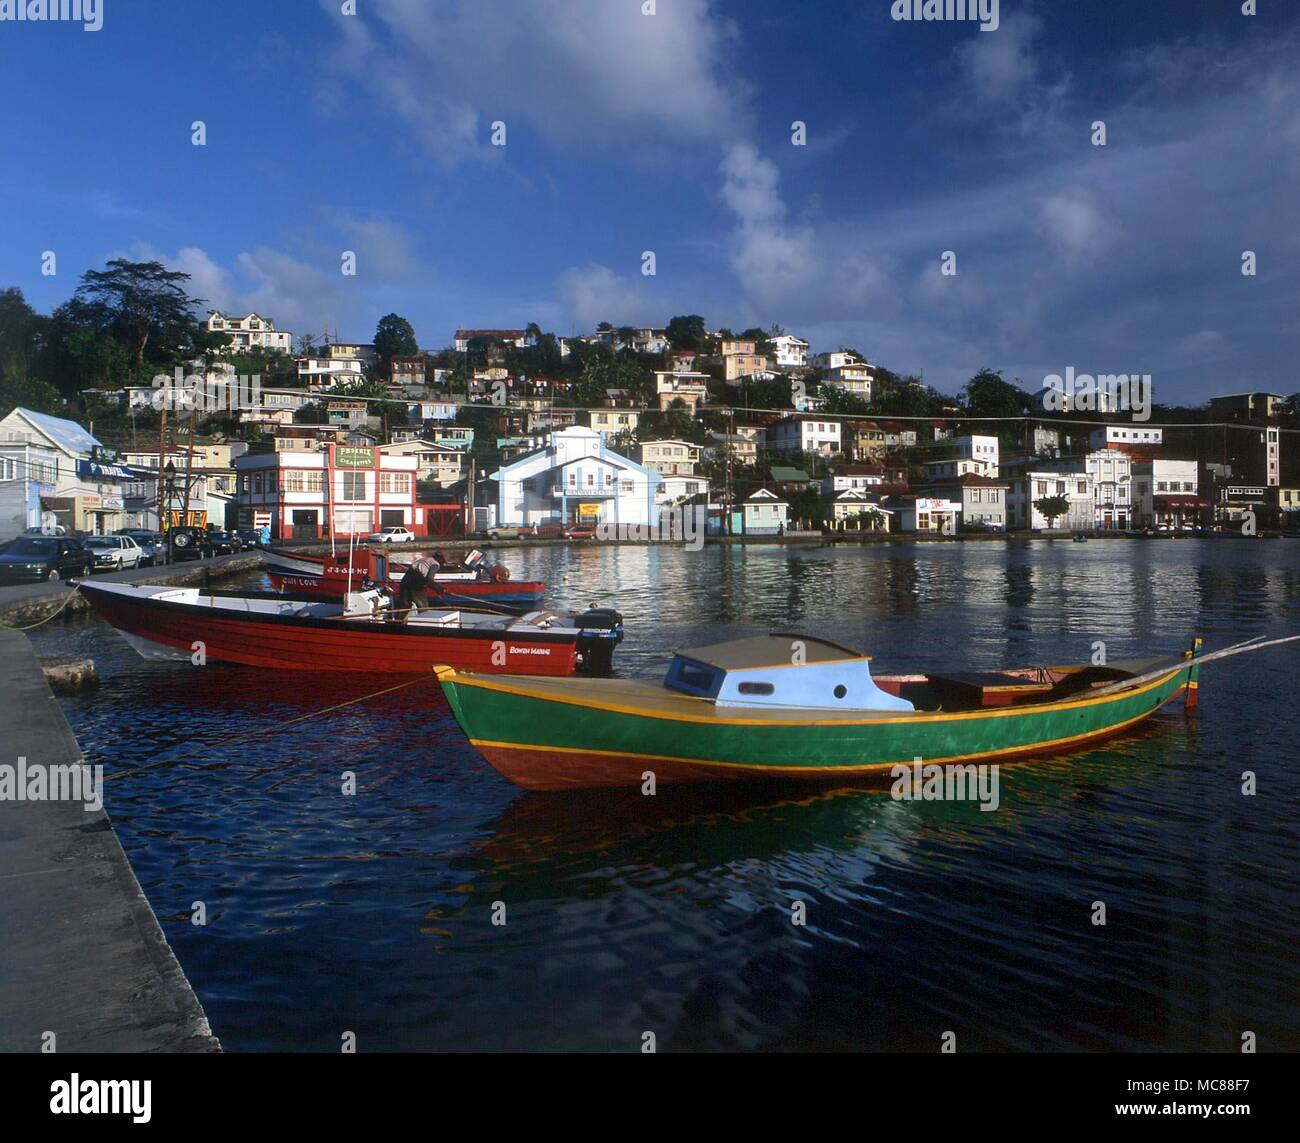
[
  {"left": 380, "top": 440, "right": 466, "bottom": 488},
  {"left": 769, "top": 334, "right": 809, "bottom": 370},
  {"left": 814, "top": 350, "right": 873, "bottom": 397},
  {"left": 655, "top": 369, "right": 710, "bottom": 412},
  {"left": 1089, "top": 425, "right": 1163, "bottom": 453},
  {"left": 950, "top": 435, "right": 1000, "bottom": 475},
  {"left": 821, "top": 466, "right": 885, "bottom": 495},
  {"left": 1085, "top": 449, "right": 1133, "bottom": 529},
  {"left": 486, "top": 426, "right": 659, "bottom": 531},
  {"left": 206, "top": 311, "right": 292, "bottom": 353},
  {"left": 1132, "top": 459, "right": 1202, "bottom": 529},
  {"left": 1006, "top": 470, "right": 1095, "bottom": 531},
  {"left": 767, "top": 415, "right": 842, "bottom": 456}
]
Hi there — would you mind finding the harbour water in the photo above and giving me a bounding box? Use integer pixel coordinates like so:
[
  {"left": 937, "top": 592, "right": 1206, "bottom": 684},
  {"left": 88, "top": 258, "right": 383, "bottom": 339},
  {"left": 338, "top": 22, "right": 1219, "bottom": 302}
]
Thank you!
[{"left": 28, "top": 539, "right": 1300, "bottom": 1051}]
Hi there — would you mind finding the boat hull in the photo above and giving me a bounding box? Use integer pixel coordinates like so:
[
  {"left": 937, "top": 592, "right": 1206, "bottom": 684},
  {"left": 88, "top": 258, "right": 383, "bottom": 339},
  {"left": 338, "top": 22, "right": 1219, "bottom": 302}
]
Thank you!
[
  {"left": 437, "top": 666, "right": 1192, "bottom": 790},
  {"left": 82, "top": 584, "right": 582, "bottom": 675}
]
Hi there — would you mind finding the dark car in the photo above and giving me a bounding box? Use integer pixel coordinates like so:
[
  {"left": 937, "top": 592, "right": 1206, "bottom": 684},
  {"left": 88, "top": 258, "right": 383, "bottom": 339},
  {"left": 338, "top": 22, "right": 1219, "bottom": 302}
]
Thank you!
[
  {"left": 167, "top": 526, "right": 214, "bottom": 561},
  {"left": 235, "top": 526, "right": 265, "bottom": 549},
  {"left": 116, "top": 529, "right": 164, "bottom": 567},
  {"left": 206, "top": 530, "right": 242, "bottom": 555},
  {"left": 0, "top": 535, "right": 94, "bottom": 583}
]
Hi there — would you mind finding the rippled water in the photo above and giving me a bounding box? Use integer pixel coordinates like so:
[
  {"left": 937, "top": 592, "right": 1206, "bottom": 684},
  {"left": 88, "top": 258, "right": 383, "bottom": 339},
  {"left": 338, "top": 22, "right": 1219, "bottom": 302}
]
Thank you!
[{"left": 29, "top": 538, "right": 1300, "bottom": 1051}]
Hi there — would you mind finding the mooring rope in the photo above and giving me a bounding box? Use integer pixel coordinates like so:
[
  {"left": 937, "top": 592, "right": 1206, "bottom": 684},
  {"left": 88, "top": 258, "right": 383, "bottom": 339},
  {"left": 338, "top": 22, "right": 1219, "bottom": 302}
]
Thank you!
[
  {"left": 0, "top": 582, "right": 83, "bottom": 630},
  {"left": 102, "top": 674, "right": 437, "bottom": 782}
]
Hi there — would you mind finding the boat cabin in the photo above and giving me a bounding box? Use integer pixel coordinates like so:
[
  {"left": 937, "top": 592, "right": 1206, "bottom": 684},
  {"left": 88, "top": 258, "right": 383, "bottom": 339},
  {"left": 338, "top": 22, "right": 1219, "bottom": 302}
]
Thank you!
[{"left": 664, "top": 634, "right": 915, "bottom": 712}]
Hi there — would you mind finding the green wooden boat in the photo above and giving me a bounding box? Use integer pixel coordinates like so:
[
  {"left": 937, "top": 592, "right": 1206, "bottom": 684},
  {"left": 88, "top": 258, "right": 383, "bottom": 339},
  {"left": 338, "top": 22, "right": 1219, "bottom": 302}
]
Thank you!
[{"left": 435, "top": 633, "right": 1208, "bottom": 791}]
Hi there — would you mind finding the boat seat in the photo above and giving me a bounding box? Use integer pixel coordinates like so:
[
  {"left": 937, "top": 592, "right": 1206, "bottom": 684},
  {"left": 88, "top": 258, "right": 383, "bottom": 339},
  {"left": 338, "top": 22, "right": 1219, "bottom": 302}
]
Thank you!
[{"left": 928, "top": 670, "right": 1055, "bottom": 707}]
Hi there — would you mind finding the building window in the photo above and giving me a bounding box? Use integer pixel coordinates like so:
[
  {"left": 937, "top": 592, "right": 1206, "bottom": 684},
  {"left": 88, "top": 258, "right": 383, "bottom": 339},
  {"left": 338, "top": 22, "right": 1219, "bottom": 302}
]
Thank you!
[
  {"left": 380, "top": 472, "right": 412, "bottom": 494},
  {"left": 0, "top": 458, "right": 15, "bottom": 480},
  {"left": 341, "top": 472, "right": 367, "bottom": 501}
]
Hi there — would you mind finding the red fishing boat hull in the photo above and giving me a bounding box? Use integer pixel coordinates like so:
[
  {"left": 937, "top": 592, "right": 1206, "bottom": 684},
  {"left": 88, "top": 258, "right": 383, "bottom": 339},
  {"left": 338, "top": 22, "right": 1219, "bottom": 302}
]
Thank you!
[{"left": 81, "top": 585, "right": 580, "bottom": 675}]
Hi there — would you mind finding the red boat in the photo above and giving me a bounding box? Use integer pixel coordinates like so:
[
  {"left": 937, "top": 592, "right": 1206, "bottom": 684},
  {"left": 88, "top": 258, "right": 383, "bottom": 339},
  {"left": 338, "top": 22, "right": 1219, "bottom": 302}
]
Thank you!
[
  {"left": 79, "top": 580, "right": 622, "bottom": 675},
  {"left": 264, "top": 548, "right": 545, "bottom": 605}
]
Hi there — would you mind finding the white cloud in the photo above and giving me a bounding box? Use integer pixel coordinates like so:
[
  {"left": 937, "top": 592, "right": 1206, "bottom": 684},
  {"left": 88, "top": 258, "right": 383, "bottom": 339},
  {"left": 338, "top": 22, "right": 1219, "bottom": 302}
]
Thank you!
[
  {"left": 322, "top": 0, "right": 744, "bottom": 166},
  {"left": 954, "top": 11, "right": 1043, "bottom": 106},
  {"left": 556, "top": 264, "right": 650, "bottom": 330}
]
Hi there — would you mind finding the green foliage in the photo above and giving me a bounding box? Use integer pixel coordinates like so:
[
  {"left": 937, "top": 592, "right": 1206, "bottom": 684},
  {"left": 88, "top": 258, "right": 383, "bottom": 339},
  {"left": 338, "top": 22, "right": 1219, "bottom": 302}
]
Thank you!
[
  {"left": 75, "top": 259, "right": 203, "bottom": 372},
  {"left": 374, "top": 313, "right": 419, "bottom": 367},
  {"left": 961, "top": 368, "right": 1030, "bottom": 419},
  {"left": 1034, "top": 495, "right": 1072, "bottom": 527},
  {"left": 665, "top": 314, "right": 707, "bottom": 351}
]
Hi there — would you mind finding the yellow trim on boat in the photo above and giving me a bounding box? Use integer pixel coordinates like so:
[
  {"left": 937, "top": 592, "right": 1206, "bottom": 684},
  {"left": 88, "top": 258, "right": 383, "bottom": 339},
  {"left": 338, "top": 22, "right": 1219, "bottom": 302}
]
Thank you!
[
  {"left": 467, "top": 692, "right": 1183, "bottom": 774},
  {"left": 440, "top": 664, "right": 1188, "bottom": 728}
]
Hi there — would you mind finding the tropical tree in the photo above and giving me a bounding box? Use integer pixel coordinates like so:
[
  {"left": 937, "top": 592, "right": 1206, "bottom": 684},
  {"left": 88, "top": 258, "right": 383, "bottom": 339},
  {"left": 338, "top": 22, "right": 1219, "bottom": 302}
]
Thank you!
[
  {"left": 74, "top": 259, "right": 203, "bottom": 372},
  {"left": 373, "top": 313, "right": 419, "bottom": 369},
  {"left": 961, "top": 367, "right": 1029, "bottom": 420},
  {"left": 665, "top": 314, "right": 707, "bottom": 351},
  {"left": 1034, "top": 495, "right": 1072, "bottom": 528}
]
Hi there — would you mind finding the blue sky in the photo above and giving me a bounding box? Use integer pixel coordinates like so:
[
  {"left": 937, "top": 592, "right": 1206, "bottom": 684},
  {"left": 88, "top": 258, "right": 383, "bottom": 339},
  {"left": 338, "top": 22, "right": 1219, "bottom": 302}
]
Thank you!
[{"left": 1, "top": 0, "right": 1297, "bottom": 403}]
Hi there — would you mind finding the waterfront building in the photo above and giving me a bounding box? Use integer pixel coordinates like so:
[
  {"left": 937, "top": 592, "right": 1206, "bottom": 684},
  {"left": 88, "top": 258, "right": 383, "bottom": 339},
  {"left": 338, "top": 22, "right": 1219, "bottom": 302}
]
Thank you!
[
  {"left": 829, "top": 489, "right": 891, "bottom": 530},
  {"left": 916, "top": 473, "right": 1009, "bottom": 531},
  {"left": 890, "top": 495, "right": 961, "bottom": 534},
  {"left": 741, "top": 488, "right": 788, "bottom": 535},
  {"left": 0, "top": 407, "right": 131, "bottom": 534},
  {"left": 1132, "top": 459, "right": 1203, "bottom": 529},
  {"left": 205, "top": 311, "right": 292, "bottom": 353},
  {"left": 1084, "top": 448, "right": 1134, "bottom": 529},
  {"left": 235, "top": 443, "right": 421, "bottom": 540},
  {"left": 483, "top": 426, "right": 659, "bottom": 532},
  {"left": 0, "top": 438, "right": 59, "bottom": 540},
  {"left": 1006, "top": 469, "right": 1094, "bottom": 530}
]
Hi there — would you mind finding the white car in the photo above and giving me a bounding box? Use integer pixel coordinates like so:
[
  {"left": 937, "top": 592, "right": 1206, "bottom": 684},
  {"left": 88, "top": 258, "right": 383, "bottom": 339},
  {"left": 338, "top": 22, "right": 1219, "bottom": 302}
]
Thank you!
[
  {"left": 365, "top": 527, "right": 416, "bottom": 544},
  {"left": 82, "top": 535, "right": 144, "bottom": 572}
]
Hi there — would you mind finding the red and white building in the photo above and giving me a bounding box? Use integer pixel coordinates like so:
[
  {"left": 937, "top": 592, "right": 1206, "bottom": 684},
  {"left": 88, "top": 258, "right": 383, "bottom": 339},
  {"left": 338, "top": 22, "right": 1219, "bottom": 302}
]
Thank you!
[{"left": 235, "top": 445, "right": 424, "bottom": 540}]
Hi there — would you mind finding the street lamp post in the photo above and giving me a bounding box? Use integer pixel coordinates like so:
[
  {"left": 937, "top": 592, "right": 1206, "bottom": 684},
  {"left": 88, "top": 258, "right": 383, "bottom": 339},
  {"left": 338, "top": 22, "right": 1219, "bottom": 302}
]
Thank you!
[{"left": 163, "top": 460, "right": 177, "bottom": 564}]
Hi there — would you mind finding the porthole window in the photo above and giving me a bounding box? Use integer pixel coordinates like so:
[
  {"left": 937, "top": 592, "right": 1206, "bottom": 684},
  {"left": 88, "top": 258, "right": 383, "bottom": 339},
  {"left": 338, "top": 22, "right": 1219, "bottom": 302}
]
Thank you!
[
  {"left": 738, "top": 681, "right": 774, "bottom": 696},
  {"left": 833, "top": 685, "right": 848, "bottom": 699}
]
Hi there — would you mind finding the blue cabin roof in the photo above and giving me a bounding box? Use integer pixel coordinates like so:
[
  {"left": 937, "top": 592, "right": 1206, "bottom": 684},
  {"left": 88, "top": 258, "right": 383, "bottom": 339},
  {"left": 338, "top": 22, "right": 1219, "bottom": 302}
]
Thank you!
[{"left": 664, "top": 634, "right": 914, "bottom": 712}]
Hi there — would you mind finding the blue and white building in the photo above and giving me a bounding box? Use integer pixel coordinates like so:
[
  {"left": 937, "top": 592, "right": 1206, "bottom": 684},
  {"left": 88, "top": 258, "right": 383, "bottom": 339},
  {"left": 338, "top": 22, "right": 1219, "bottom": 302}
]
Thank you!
[{"left": 484, "top": 426, "right": 660, "bottom": 530}]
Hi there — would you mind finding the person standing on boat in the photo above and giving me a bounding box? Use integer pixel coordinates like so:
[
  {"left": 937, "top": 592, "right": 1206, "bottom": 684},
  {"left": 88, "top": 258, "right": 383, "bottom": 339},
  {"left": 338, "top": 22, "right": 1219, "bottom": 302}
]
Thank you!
[{"left": 396, "top": 556, "right": 439, "bottom": 615}]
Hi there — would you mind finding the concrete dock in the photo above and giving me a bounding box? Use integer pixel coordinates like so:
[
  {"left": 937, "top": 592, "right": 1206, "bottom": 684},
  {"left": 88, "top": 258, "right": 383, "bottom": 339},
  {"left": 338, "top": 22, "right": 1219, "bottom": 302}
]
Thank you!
[
  {"left": 0, "top": 550, "right": 262, "bottom": 628},
  {"left": 0, "top": 628, "right": 219, "bottom": 1051}
]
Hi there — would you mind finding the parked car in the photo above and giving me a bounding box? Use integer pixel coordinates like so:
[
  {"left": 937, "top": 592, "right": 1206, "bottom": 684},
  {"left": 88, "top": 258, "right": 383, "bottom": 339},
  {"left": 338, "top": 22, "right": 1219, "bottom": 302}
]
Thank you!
[
  {"left": 235, "top": 526, "right": 265, "bottom": 549},
  {"left": 82, "top": 535, "right": 145, "bottom": 572},
  {"left": 0, "top": 536, "right": 94, "bottom": 583},
  {"left": 365, "top": 526, "right": 416, "bottom": 544},
  {"left": 167, "top": 526, "right": 214, "bottom": 561},
  {"left": 116, "top": 529, "right": 163, "bottom": 567},
  {"left": 562, "top": 524, "right": 598, "bottom": 541},
  {"left": 485, "top": 524, "right": 522, "bottom": 539},
  {"left": 206, "top": 530, "right": 242, "bottom": 555},
  {"left": 24, "top": 523, "right": 67, "bottom": 536}
]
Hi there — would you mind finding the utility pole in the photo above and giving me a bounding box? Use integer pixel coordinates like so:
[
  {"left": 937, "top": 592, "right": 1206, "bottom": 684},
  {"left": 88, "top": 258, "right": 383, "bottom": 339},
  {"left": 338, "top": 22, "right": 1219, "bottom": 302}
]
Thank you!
[{"left": 156, "top": 393, "right": 170, "bottom": 553}]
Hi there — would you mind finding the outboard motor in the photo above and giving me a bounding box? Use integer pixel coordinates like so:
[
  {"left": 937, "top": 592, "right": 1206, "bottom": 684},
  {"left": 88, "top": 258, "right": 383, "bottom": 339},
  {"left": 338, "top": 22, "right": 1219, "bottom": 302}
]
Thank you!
[{"left": 572, "top": 607, "right": 624, "bottom": 675}]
